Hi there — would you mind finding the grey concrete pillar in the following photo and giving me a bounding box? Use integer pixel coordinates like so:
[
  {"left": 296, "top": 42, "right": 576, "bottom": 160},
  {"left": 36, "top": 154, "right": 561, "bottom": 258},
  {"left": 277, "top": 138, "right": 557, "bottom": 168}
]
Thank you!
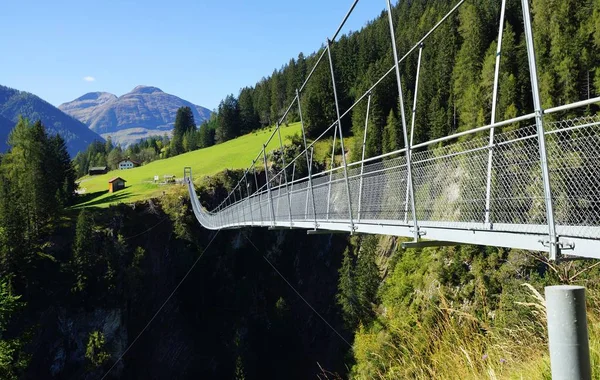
[{"left": 545, "top": 285, "right": 591, "bottom": 380}]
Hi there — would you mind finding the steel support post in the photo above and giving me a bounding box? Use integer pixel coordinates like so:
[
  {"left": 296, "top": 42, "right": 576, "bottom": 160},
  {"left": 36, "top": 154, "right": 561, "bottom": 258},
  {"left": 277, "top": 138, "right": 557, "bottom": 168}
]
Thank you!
[
  {"left": 386, "top": 0, "right": 419, "bottom": 240},
  {"left": 404, "top": 43, "right": 423, "bottom": 223},
  {"left": 296, "top": 89, "right": 318, "bottom": 227},
  {"left": 305, "top": 147, "right": 315, "bottom": 222},
  {"left": 233, "top": 189, "right": 239, "bottom": 225},
  {"left": 545, "top": 285, "right": 591, "bottom": 380},
  {"left": 357, "top": 93, "right": 372, "bottom": 222},
  {"left": 254, "top": 168, "right": 264, "bottom": 223},
  {"left": 484, "top": 0, "right": 507, "bottom": 229},
  {"left": 263, "top": 144, "right": 276, "bottom": 225},
  {"left": 326, "top": 39, "right": 355, "bottom": 232},
  {"left": 327, "top": 120, "right": 337, "bottom": 220},
  {"left": 244, "top": 172, "right": 254, "bottom": 226},
  {"left": 277, "top": 123, "right": 294, "bottom": 225},
  {"left": 275, "top": 172, "right": 282, "bottom": 221},
  {"left": 239, "top": 186, "right": 246, "bottom": 224},
  {"left": 290, "top": 162, "right": 296, "bottom": 220},
  {"left": 225, "top": 198, "right": 229, "bottom": 226},
  {"left": 521, "top": 0, "right": 558, "bottom": 260}
]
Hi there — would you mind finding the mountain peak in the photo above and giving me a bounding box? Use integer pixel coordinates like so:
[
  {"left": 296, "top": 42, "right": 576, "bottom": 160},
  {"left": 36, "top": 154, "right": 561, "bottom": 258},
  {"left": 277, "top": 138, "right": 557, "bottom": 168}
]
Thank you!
[
  {"left": 61, "top": 86, "right": 212, "bottom": 147},
  {"left": 75, "top": 92, "right": 117, "bottom": 102},
  {"left": 130, "top": 85, "right": 163, "bottom": 94}
]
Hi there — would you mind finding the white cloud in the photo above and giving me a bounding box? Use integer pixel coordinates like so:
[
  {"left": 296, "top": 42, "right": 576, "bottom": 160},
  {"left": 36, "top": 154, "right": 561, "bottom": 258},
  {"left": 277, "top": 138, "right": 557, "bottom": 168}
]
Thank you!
[{"left": 83, "top": 76, "right": 96, "bottom": 82}]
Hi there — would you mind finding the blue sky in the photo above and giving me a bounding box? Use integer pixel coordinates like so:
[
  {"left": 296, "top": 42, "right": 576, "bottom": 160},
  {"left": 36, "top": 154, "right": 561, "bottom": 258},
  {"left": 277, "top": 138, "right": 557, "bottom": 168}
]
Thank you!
[{"left": 0, "top": 0, "right": 386, "bottom": 110}]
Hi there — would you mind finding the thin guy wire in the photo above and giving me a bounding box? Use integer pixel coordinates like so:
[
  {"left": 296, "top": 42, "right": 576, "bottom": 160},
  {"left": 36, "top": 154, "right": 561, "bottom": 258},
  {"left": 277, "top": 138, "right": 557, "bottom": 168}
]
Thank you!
[
  {"left": 101, "top": 229, "right": 221, "bottom": 379},
  {"left": 243, "top": 234, "right": 352, "bottom": 348},
  {"left": 123, "top": 216, "right": 169, "bottom": 241}
]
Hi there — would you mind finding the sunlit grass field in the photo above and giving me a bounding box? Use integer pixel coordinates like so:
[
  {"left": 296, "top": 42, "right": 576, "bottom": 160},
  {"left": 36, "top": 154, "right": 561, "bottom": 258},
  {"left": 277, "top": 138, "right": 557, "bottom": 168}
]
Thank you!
[{"left": 74, "top": 123, "right": 302, "bottom": 208}]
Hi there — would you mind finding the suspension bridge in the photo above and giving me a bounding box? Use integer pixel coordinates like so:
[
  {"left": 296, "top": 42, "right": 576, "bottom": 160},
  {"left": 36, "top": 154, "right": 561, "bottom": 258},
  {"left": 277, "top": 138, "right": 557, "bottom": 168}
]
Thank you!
[{"left": 184, "top": 0, "right": 600, "bottom": 261}]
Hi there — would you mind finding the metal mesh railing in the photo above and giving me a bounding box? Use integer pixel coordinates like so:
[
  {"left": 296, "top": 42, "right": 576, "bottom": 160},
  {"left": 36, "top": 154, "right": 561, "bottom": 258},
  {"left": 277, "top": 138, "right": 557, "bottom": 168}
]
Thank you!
[{"left": 187, "top": 114, "right": 600, "bottom": 234}]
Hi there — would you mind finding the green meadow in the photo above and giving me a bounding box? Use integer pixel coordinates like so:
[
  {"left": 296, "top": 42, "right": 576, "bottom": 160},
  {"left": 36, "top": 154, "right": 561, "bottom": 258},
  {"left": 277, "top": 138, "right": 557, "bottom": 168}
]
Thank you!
[{"left": 74, "top": 123, "right": 303, "bottom": 208}]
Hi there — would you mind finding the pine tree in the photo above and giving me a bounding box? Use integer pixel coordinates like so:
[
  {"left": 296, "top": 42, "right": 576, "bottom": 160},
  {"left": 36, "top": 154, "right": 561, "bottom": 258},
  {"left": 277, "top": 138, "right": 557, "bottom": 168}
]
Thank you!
[
  {"left": 48, "top": 134, "right": 77, "bottom": 206},
  {"left": 337, "top": 247, "right": 359, "bottom": 328},
  {"left": 382, "top": 109, "right": 399, "bottom": 154},
  {"left": 72, "top": 209, "right": 96, "bottom": 293},
  {"left": 215, "top": 94, "right": 240, "bottom": 143},
  {"left": 355, "top": 236, "right": 380, "bottom": 323},
  {"left": 171, "top": 106, "right": 196, "bottom": 155},
  {"left": 238, "top": 87, "right": 259, "bottom": 134}
]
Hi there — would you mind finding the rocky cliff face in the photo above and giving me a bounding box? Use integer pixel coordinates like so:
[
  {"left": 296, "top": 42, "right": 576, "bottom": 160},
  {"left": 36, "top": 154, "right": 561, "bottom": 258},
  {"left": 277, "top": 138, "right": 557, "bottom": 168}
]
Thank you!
[
  {"left": 26, "top": 200, "right": 350, "bottom": 379},
  {"left": 59, "top": 86, "right": 212, "bottom": 146},
  {"left": 57, "top": 92, "right": 117, "bottom": 125}
]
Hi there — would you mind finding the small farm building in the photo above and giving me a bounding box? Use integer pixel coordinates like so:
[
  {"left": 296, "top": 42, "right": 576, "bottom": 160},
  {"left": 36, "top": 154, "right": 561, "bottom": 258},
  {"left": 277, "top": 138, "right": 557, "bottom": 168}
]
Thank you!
[
  {"left": 118, "top": 159, "right": 140, "bottom": 170},
  {"left": 108, "top": 177, "right": 127, "bottom": 193},
  {"left": 89, "top": 166, "right": 107, "bottom": 175}
]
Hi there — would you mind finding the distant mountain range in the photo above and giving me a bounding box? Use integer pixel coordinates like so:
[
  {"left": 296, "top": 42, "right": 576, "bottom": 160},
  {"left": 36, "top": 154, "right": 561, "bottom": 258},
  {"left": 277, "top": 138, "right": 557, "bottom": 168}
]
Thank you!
[
  {"left": 0, "top": 85, "right": 104, "bottom": 156},
  {"left": 60, "top": 85, "right": 212, "bottom": 146}
]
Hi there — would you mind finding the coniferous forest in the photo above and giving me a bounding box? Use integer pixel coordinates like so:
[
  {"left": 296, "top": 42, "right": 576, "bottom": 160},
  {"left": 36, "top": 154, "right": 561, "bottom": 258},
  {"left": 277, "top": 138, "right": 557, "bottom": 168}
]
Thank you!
[{"left": 1, "top": 0, "right": 600, "bottom": 379}]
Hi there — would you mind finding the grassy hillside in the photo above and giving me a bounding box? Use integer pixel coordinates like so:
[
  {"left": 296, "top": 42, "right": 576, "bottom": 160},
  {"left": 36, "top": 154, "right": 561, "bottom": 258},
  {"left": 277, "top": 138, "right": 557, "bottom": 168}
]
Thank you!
[{"left": 74, "top": 123, "right": 302, "bottom": 208}]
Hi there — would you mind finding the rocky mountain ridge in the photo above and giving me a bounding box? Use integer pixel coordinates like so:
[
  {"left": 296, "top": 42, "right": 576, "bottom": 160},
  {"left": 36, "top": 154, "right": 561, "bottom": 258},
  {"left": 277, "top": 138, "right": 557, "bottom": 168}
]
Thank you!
[{"left": 60, "top": 86, "right": 212, "bottom": 146}]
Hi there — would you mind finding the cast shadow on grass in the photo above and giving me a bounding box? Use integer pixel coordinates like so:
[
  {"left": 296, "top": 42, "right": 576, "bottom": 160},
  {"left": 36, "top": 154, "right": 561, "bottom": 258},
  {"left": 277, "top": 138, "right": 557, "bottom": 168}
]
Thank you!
[
  {"left": 71, "top": 188, "right": 134, "bottom": 209},
  {"left": 73, "top": 189, "right": 109, "bottom": 205}
]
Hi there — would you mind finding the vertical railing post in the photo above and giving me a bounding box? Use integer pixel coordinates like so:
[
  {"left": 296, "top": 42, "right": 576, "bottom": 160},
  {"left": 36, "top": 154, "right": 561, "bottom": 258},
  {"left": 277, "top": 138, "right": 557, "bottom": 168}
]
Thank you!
[
  {"left": 326, "top": 39, "right": 355, "bottom": 232},
  {"left": 263, "top": 144, "right": 276, "bottom": 226},
  {"left": 357, "top": 92, "right": 372, "bottom": 222},
  {"left": 521, "top": 0, "right": 558, "bottom": 260},
  {"left": 327, "top": 122, "right": 338, "bottom": 220},
  {"left": 386, "top": 0, "right": 419, "bottom": 241},
  {"left": 245, "top": 170, "right": 254, "bottom": 226},
  {"left": 224, "top": 197, "right": 229, "bottom": 226},
  {"left": 297, "top": 89, "right": 318, "bottom": 228},
  {"left": 290, "top": 162, "right": 296, "bottom": 220},
  {"left": 275, "top": 172, "right": 282, "bottom": 221},
  {"left": 404, "top": 43, "right": 423, "bottom": 223},
  {"left": 239, "top": 186, "right": 246, "bottom": 224},
  {"left": 254, "top": 168, "right": 263, "bottom": 224},
  {"left": 305, "top": 147, "right": 315, "bottom": 221},
  {"left": 545, "top": 285, "right": 591, "bottom": 379},
  {"left": 233, "top": 188, "right": 237, "bottom": 225},
  {"left": 484, "top": 0, "right": 507, "bottom": 229},
  {"left": 277, "top": 123, "right": 294, "bottom": 226}
]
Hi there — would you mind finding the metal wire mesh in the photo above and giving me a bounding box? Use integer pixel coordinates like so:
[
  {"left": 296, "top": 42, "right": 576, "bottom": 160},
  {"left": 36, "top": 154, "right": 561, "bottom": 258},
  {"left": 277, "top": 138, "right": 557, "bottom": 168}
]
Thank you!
[{"left": 188, "top": 115, "right": 600, "bottom": 243}]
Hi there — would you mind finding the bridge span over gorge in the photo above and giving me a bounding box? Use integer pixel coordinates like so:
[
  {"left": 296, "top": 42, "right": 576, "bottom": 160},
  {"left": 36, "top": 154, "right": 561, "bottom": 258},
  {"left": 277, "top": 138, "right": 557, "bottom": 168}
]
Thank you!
[{"left": 184, "top": 0, "right": 600, "bottom": 261}]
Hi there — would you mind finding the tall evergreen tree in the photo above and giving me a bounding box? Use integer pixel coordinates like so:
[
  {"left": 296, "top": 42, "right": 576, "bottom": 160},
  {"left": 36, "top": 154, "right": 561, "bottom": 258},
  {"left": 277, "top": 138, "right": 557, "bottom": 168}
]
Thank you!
[
  {"left": 238, "top": 87, "right": 259, "bottom": 134},
  {"left": 171, "top": 106, "right": 196, "bottom": 155},
  {"left": 72, "top": 209, "right": 97, "bottom": 294},
  {"left": 382, "top": 109, "right": 399, "bottom": 154},
  {"left": 215, "top": 94, "right": 240, "bottom": 143}
]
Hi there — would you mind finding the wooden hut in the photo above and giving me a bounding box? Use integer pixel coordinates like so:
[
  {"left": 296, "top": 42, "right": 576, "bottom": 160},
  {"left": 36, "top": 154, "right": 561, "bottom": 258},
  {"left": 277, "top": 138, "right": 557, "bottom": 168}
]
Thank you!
[
  {"left": 88, "top": 166, "right": 107, "bottom": 175},
  {"left": 108, "top": 177, "right": 126, "bottom": 193}
]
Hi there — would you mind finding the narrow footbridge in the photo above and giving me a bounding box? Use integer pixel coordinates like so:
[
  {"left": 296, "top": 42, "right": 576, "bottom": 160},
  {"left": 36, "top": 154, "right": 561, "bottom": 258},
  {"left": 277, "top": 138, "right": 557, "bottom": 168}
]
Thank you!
[{"left": 185, "top": 0, "right": 600, "bottom": 261}]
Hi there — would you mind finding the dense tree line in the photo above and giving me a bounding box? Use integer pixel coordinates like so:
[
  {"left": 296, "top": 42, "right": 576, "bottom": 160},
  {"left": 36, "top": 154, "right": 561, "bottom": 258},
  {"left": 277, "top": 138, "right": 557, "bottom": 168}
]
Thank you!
[
  {"left": 72, "top": 135, "right": 168, "bottom": 177},
  {"left": 0, "top": 117, "right": 78, "bottom": 375}
]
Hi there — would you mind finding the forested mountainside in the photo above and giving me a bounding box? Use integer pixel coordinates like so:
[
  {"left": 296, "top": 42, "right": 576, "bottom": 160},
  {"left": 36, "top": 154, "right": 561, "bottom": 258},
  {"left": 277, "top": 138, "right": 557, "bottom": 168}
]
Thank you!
[
  {"left": 0, "top": 85, "right": 104, "bottom": 156},
  {"left": 201, "top": 0, "right": 599, "bottom": 158}
]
